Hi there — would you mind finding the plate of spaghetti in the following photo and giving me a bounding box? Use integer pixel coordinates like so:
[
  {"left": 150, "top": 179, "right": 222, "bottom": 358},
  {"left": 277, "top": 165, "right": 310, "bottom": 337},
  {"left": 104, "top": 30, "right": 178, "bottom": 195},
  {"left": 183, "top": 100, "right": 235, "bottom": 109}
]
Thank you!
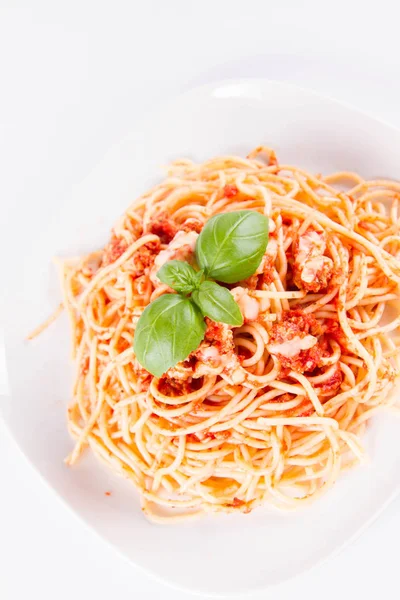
[{"left": 3, "top": 79, "right": 400, "bottom": 595}]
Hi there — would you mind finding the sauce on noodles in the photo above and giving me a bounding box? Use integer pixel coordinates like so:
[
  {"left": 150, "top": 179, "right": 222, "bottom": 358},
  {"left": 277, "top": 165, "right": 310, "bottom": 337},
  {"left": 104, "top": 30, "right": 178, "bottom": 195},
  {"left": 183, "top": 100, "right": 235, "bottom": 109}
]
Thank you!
[{"left": 29, "top": 146, "right": 400, "bottom": 523}]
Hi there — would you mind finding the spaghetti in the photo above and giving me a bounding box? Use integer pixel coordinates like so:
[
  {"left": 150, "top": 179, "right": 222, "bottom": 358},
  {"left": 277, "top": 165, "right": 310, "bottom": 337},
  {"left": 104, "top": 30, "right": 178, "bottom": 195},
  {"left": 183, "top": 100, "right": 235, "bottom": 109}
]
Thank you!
[{"left": 35, "top": 146, "right": 400, "bottom": 522}]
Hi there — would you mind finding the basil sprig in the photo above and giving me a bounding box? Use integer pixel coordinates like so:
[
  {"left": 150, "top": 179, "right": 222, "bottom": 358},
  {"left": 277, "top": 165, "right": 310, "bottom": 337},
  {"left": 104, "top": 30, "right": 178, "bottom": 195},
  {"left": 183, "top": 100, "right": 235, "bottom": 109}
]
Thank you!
[
  {"left": 134, "top": 210, "right": 269, "bottom": 377},
  {"left": 157, "top": 260, "right": 203, "bottom": 294}
]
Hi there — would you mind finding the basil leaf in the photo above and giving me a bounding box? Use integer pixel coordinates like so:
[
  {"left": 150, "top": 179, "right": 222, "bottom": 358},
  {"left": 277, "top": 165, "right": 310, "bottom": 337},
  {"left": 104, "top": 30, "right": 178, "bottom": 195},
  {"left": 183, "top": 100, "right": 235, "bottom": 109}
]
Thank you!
[
  {"left": 192, "top": 281, "right": 243, "bottom": 326},
  {"left": 196, "top": 210, "right": 269, "bottom": 283},
  {"left": 133, "top": 294, "right": 206, "bottom": 377},
  {"left": 157, "top": 260, "right": 203, "bottom": 294}
]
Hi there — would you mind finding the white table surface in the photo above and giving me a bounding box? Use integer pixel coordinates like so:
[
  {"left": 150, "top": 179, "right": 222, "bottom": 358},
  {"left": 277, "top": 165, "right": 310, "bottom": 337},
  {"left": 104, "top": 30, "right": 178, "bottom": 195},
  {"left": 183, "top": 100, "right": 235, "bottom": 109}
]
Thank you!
[{"left": 1, "top": 1, "right": 400, "bottom": 598}]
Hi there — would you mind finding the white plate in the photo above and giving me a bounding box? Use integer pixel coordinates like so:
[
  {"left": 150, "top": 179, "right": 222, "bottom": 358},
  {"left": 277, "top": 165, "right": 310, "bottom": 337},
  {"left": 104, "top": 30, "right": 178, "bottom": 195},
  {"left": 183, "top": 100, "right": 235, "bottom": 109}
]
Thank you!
[{"left": 2, "top": 79, "right": 400, "bottom": 596}]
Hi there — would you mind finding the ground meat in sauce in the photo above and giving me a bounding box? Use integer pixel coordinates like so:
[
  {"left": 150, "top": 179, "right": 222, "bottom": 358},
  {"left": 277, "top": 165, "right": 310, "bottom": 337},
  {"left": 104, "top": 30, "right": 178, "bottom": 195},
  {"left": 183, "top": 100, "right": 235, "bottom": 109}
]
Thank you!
[
  {"left": 262, "top": 270, "right": 275, "bottom": 285},
  {"left": 203, "top": 318, "right": 235, "bottom": 355},
  {"left": 158, "top": 376, "right": 195, "bottom": 397},
  {"left": 274, "top": 310, "right": 321, "bottom": 338},
  {"left": 268, "top": 310, "right": 324, "bottom": 374},
  {"left": 281, "top": 344, "right": 323, "bottom": 374},
  {"left": 325, "top": 318, "right": 348, "bottom": 349},
  {"left": 190, "top": 320, "right": 235, "bottom": 371},
  {"left": 164, "top": 319, "right": 236, "bottom": 382},
  {"left": 102, "top": 235, "right": 128, "bottom": 266},
  {"left": 132, "top": 240, "right": 161, "bottom": 276},
  {"left": 223, "top": 184, "right": 238, "bottom": 198},
  {"left": 292, "top": 229, "right": 334, "bottom": 293},
  {"left": 148, "top": 214, "right": 178, "bottom": 244},
  {"left": 148, "top": 214, "right": 203, "bottom": 242},
  {"left": 293, "top": 260, "right": 332, "bottom": 293},
  {"left": 261, "top": 254, "right": 275, "bottom": 285}
]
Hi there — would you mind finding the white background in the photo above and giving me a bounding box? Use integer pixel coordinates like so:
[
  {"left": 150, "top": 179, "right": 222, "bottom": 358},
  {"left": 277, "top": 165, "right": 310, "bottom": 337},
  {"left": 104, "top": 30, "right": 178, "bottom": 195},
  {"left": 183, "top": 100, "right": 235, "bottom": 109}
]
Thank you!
[{"left": 1, "top": 1, "right": 400, "bottom": 598}]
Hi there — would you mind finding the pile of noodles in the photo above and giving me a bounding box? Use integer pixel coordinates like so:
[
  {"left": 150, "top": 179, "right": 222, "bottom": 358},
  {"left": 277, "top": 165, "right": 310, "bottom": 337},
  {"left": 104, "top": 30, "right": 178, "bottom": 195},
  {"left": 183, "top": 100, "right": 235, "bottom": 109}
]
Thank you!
[{"left": 33, "top": 147, "right": 400, "bottom": 522}]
